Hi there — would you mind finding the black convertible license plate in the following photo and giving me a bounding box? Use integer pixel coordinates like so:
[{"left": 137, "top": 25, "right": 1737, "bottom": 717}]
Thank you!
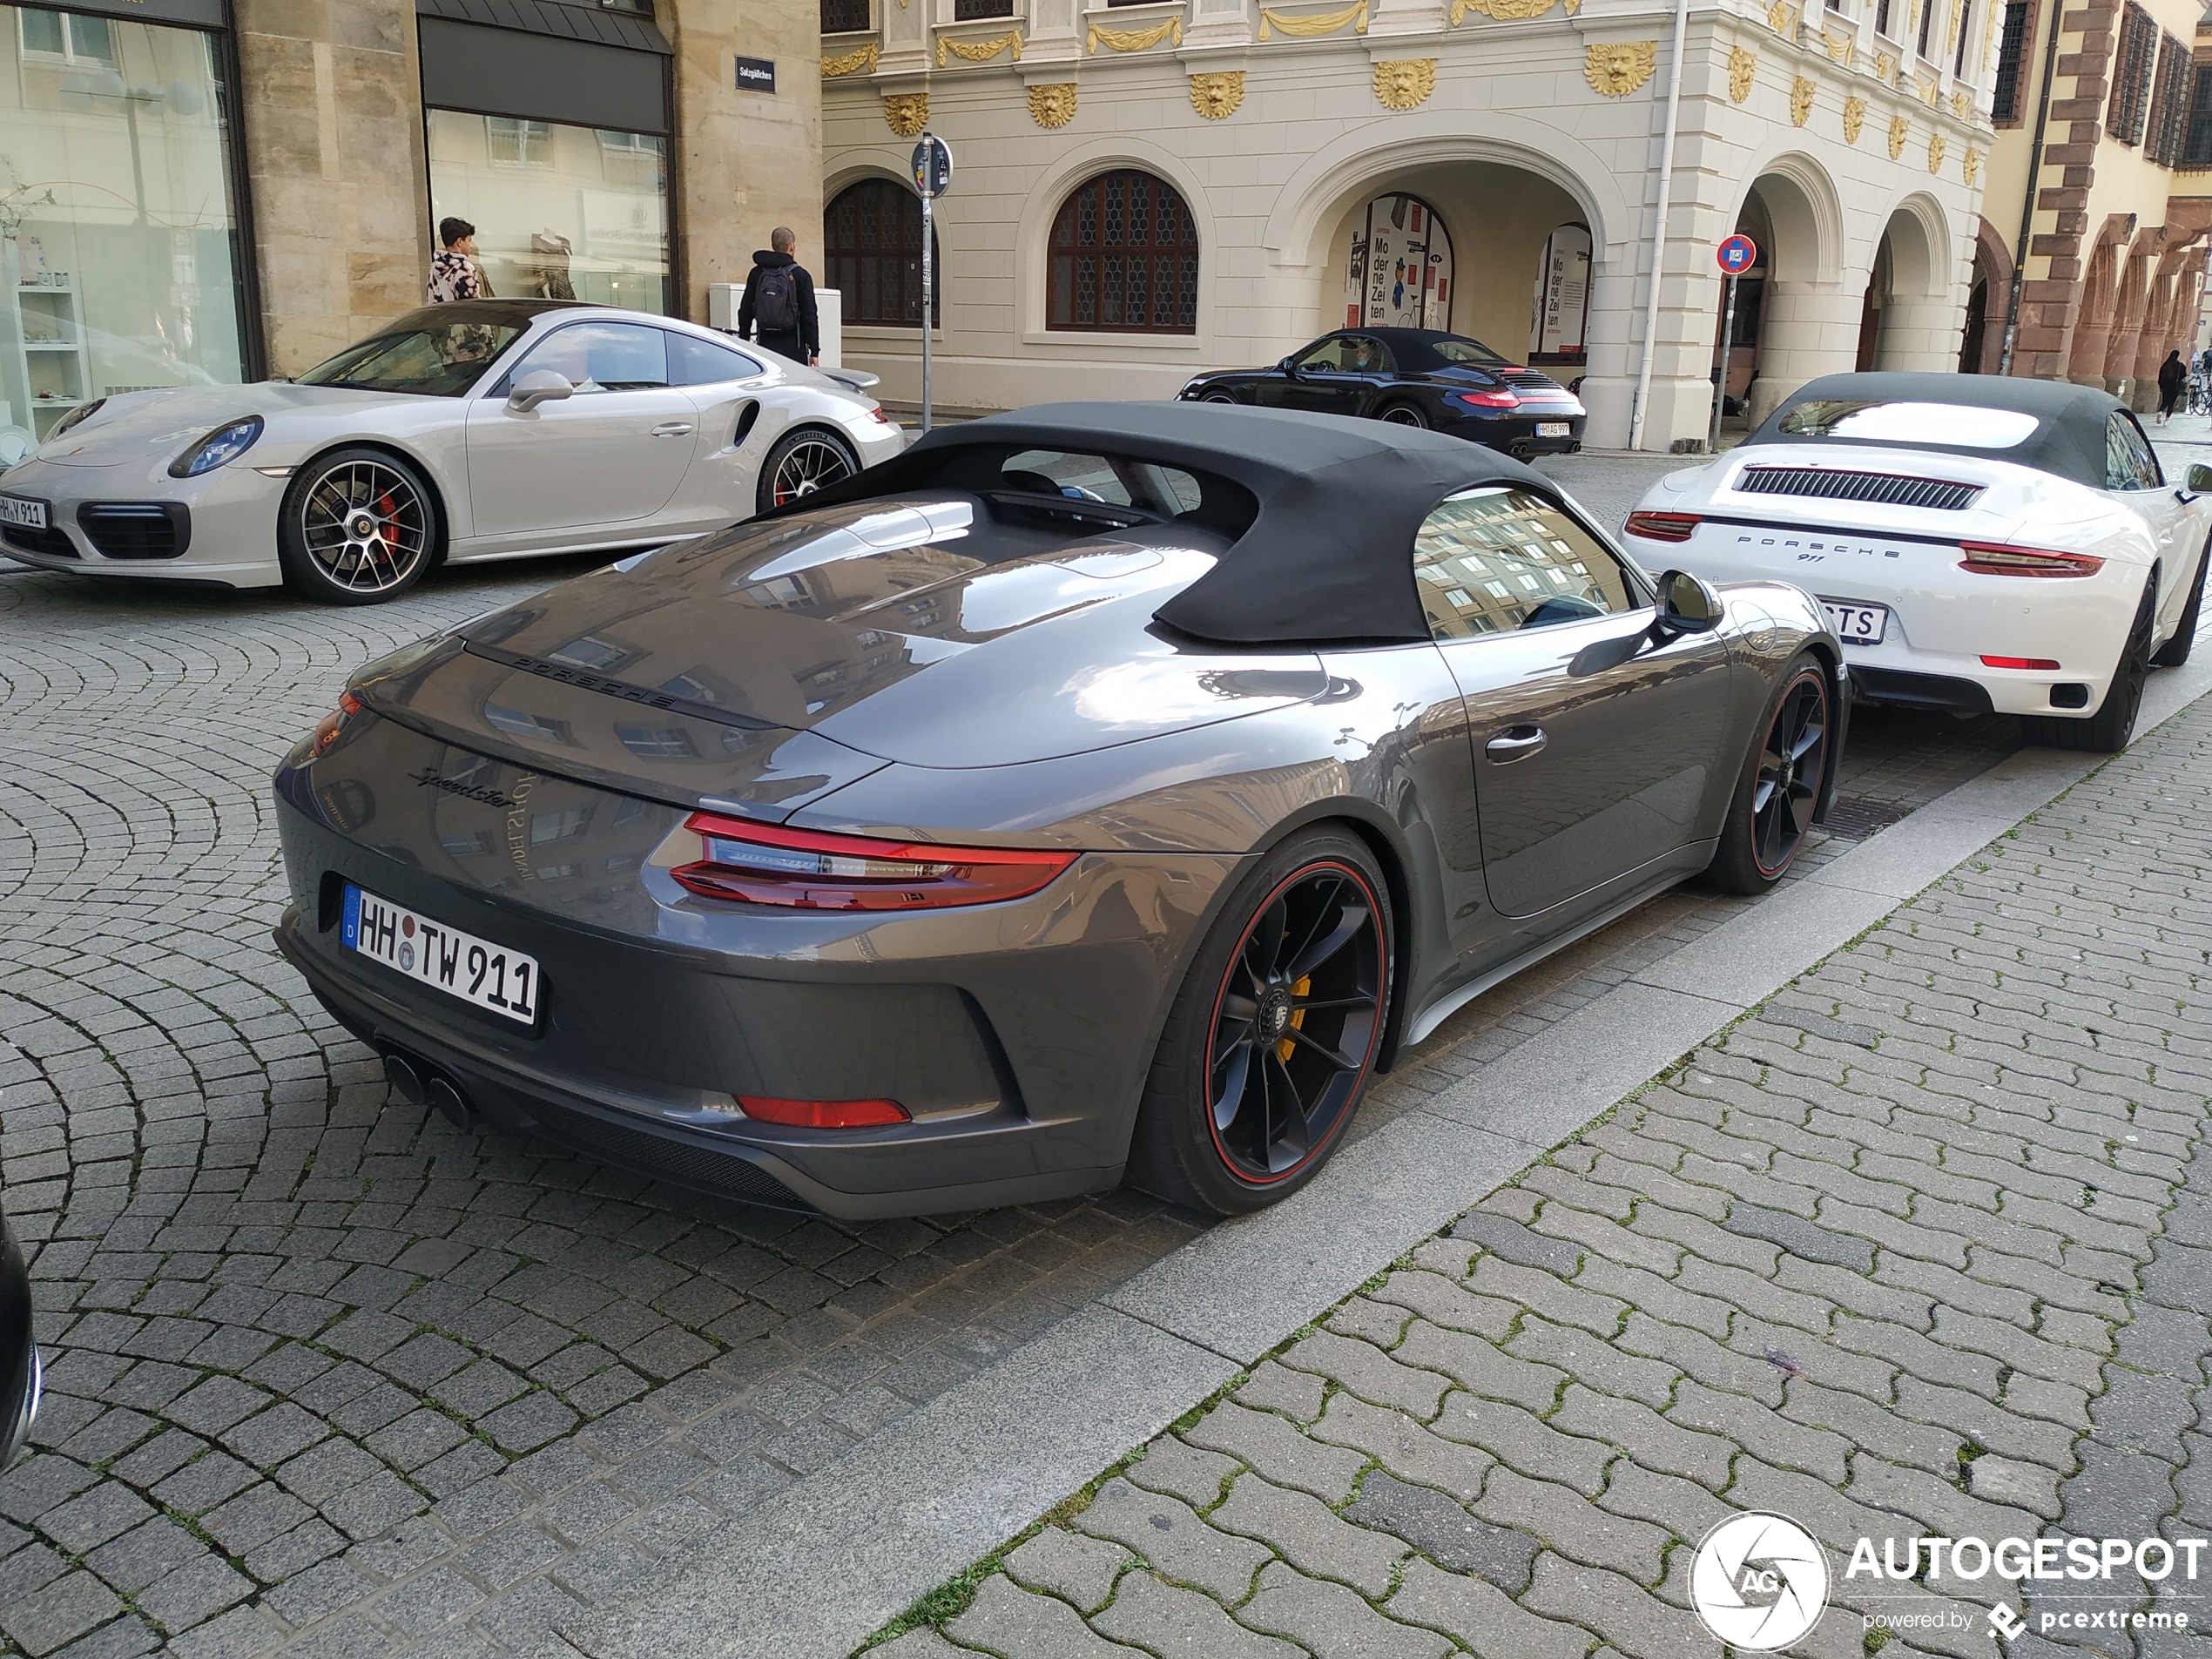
[
  {"left": 0, "top": 495, "right": 49, "bottom": 530},
  {"left": 342, "top": 883, "right": 539, "bottom": 1025}
]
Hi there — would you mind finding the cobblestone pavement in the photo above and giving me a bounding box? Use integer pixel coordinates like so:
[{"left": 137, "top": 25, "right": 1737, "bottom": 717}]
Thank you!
[
  {"left": 0, "top": 468, "right": 2120, "bottom": 1659},
  {"left": 860, "top": 682, "right": 2212, "bottom": 1659}
]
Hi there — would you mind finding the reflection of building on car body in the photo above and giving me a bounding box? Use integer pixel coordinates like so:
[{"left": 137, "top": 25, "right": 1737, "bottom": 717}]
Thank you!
[
  {"left": 272, "top": 403, "right": 1845, "bottom": 1222},
  {"left": 1624, "top": 373, "right": 2211, "bottom": 753},
  {"left": 0, "top": 300, "right": 903, "bottom": 604}
]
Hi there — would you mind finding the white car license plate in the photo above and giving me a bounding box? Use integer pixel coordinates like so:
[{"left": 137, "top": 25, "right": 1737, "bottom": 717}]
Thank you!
[
  {"left": 342, "top": 884, "right": 539, "bottom": 1026},
  {"left": 1536, "top": 421, "right": 1571, "bottom": 438},
  {"left": 0, "top": 494, "right": 48, "bottom": 530},
  {"left": 1821, "top": 600, "right": 1889, "bottom": 644}
]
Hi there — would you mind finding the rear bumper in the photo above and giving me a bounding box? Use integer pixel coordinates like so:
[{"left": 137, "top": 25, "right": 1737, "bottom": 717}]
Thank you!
[
  {"left": 1441, "top": 408, "right": 1585, "bottom": 455},
  {"left": 271, "top": 784, "right": 1237, "bottom": 1218}
]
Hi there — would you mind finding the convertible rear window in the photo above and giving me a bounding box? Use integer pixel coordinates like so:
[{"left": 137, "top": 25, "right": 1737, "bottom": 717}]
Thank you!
[
  {"left": 897, "top": 443, "right": 1254, "bottom": 539},
  {"left": 300, "top": 318, "right": 523, "bottom": 396},
  {"left": 1777, "top": 400, "right": 2039, "bottom": 448}
]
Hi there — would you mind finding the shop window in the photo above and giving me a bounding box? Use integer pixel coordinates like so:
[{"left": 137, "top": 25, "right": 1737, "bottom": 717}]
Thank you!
[
  {"left": 1991, "top": 0, "right": 2030, "bottom": 123},
  {"left": 824, "top": 179, "right": 938, "bottom": 327},
  {"left": 428, "top": 110, "right": 670, "bottom": 314},
  {"left": 488, "top": 118, "right": 554, "bottom": 169},
  {"left": 0, "top": 6, "right": 247, "bottom": 444},
  {"left": 18, "top": 7, "right": 112, "bottom": 64},
  {"left": 1345, "top": 192, "right": 1452, "bottom": 332},
  {"left": 1048, "top": 170, "right": 1198, "bottom": 334}
]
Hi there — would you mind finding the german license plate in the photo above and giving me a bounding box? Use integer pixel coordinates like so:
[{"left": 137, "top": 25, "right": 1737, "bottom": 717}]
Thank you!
[
  {"left": 1821, "top": 599, "right": 1889, "bottom": 644},
  {"left": 1536, "top": 421, "right": 1571, "bottom": 438},
  {"left": 0, "top": 495, "right": 48, "bottom": 530},
  {"left": 342, "top": 884, "right": 539, "bottom": 1026}
]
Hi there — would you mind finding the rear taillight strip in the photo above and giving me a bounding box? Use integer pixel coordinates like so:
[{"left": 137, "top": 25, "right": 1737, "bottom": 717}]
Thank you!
[
  {"left": 670, "top": 811, "right": 1076, "bottom": 911},
  {"left": 1957, "top": 542, "right": 2104, "bottom": 578},
  {"left": 1623, "top": 510, "right": 1701, "bottom": 544}
]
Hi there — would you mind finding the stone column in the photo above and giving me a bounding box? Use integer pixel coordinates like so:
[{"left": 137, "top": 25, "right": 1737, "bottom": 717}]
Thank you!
[
  {"left": 231, "top": 0, "right": 429, "bottom": 376},
  {"left": 668, "top": 0, "right": 826, "bottom": 325}
]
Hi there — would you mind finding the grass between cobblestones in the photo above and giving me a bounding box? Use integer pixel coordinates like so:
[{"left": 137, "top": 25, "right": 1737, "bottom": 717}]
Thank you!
[{"left": 853, "top": 709, "right": 2212, "bottom": 1659}]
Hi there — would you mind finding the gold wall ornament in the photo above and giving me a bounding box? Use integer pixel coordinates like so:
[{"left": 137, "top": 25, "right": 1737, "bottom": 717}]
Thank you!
[
  {"left": 1026, "top": 81, "right": 1078, "bottom": 125},
  {"left": 1824, "top": 27, "right": 1852, "bottom": 66},
  {"left": 1963, "top": 144, "right": 1982, "bottom": 182},
  {"left": 1728, "top": 46, "right": 1754, "bottom": 101},
  {"left": 1915, "top": 71, "right": 1939, "bottom": 105},
  {"left": 1872, "top": 51, "right": 1895, "bottom": 83},
  {"left": 1790, "top": 74, "right": 1813, "bottom": 124},
  {"left": 1951, "top": 88, "right": 1971, "bottom": 118},
  {"left": 1927, "top": 131, "right": 1946, "bottom": 172},
  {"left": 1453, "top": 0, "right": 1554, "bottom": 20},
  {"left": 1583, "top": 40, "right": 1657, "bottom": 96},
  {"left": 1842, "top": 92, "right": 1866, "bottom": 142},
  {"left": 883, "top": 91, "right": 929, "bottom": 135},
  {"left": 1766, "top": 0, "right": 1792, "bottom": 31},
  {"left": 1088, "top": 15, "right": 1181, "bottom": 50},
  {"left": 938, "top": 27, "right": 1022, "bottom": 64},
  {"left": 1887, "top": 111, "right": 1908, "bottom": 157},
  {"left": 1189, "top": 69, "right": 1245, "bottom": 118},
  {"left": 1373, "top": 58, "right": 1438, "bottom": 109},
  {"left": 822, "top": 41, "right": 880, "bottom": 76},
  {"left": 1258, "top": 0, "right": 1366, "bottom": 37}
]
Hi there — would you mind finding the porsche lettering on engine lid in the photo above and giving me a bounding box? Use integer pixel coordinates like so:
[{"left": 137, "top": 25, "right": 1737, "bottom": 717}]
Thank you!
[{"left": 1726, "top": 528, "right": 1912, "bottom": 566}]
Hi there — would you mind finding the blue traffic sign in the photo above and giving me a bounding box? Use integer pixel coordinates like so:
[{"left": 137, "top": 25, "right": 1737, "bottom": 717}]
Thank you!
[{"left": 1716, "top": 233, "right": 1758, "bottom": 274}]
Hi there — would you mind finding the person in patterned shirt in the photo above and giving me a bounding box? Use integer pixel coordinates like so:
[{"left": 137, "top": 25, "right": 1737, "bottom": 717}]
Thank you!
[{"left": 427, "top": 218, "right": 491, "bottom": 303}]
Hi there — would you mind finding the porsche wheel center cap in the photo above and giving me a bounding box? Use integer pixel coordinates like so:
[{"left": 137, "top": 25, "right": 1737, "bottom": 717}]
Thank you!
[
  {"left": 347, "top": 511, "right": 378, "bottom": 542},
  {"left": 1258, "top": 987, "right": 1293, "bottom": 1041}
]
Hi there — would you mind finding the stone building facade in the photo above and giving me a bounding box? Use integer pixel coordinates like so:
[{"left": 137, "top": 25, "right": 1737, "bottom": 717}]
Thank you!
[
  {"left": 819, "top": 0, "right": 1999, "bottom": 448},
  {"left": 1975, "top": 0, "right": 2212, "bottom": 401},
  {"left": 0, "top": 0, "right": 819, "bottom": 439}
]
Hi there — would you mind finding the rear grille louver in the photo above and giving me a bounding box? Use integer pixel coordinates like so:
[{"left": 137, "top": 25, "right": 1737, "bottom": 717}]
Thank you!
[{"left": 1737, "top": 466, "right": 1982, "bottom": 511}]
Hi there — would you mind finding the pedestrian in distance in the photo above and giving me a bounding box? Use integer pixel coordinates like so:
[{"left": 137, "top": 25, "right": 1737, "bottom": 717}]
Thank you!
[
  {"left": 427, "top": 218, "right": 491, "bottom": 303},
  {"left": 738, "top": 227, "right": 820, "bottom": 368},
  {"left": 2157, "top": 349, "right": 2187, "bottom": 424}
]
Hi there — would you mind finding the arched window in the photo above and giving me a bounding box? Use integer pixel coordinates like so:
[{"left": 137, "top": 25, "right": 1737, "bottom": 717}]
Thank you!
[
  {"left": 1048, "top": 170, "right": 1198, "bottom": 333},
  {"left": 823, "top": 179, "right": 937, "bottom": 327}
]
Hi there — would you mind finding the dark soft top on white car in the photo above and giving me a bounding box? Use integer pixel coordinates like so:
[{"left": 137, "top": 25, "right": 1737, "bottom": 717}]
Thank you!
[{"left": 1744, "top": 370, "right": 2127, "bottom": 489}]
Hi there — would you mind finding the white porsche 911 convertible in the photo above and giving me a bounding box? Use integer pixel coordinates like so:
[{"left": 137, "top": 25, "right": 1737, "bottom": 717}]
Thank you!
[
  {"left": 1624, "top": 372, "right": 2211, "bottom": 751},
  {"left": 0, "top": 300, "right": 907, "bottom": 604}
]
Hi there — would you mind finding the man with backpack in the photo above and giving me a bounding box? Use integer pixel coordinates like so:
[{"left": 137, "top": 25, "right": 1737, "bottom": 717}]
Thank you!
[{"left": 738, "top": 227, "right": 819, "bottom": 367}]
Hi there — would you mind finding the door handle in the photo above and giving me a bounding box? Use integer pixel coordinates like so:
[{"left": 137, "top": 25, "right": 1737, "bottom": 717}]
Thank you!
[
  {"left": 651, "top": 422, "right": 693, "bottom": 437},
  {"left": 1486, "top": 725, "right": 1547, "bottom": 763}
]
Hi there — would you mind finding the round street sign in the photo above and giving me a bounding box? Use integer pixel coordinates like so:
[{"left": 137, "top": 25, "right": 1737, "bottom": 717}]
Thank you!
[
  {"left": 1716, "top": 233, "right": 1758, "bottom": 274},
  {"left": 912, "top": 132, "right": 953, "bottom": 199}
]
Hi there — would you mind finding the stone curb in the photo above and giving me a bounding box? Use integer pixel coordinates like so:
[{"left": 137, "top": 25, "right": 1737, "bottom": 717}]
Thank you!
[{"left": 561, "top": 650, "right": 2212, "bottom": 1659}]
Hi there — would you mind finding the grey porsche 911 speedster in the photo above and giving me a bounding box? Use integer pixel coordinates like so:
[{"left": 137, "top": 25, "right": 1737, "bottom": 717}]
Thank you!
[{"left": 272, "top": 404, "right": 1846, "bottom": 1219}]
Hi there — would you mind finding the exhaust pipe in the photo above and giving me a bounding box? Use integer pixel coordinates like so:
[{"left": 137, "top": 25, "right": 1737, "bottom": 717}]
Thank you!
[
  {"left": 382, "top": 1049, "right": 476, "bottom": 1130},
  {"left": 382, "top": 1052, "right": 426, "bottom": 1105},
  {"left": 426, "top": 1076, "right": 476, "bottom": 1132}
]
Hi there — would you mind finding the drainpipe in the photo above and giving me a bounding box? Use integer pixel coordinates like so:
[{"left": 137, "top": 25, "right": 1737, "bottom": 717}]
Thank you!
[
  {"left": 1997, "top": 0, "right": 2066, "bottom": 375},
  {"left": 1629, "top": 0, "right": 1693, "bottom": 450}
]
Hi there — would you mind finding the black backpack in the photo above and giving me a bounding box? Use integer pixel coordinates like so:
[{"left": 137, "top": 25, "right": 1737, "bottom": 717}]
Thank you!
[{"left": 755, "top": 266, "right": 798, "bottom": 334}]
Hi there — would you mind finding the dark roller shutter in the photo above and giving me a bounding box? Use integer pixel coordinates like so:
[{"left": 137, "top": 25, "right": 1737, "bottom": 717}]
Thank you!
[{"left": 417, "top": 0, "right": 671, "bottom": 135}]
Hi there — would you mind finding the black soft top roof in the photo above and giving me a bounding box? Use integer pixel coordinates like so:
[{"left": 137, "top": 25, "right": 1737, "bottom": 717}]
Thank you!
[
  {"left": 1359, "top": 327, "right": 1510, "bottom": 369},
  {"left": 1743, "top": 371, "right": 2125, "bottom": 489},
  {"left": 773, "top": 401, "right": 1545, "bottom": 645}
]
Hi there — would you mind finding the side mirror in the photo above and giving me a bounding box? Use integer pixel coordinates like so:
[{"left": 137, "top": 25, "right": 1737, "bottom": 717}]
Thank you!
[
  {"left": 2188, "top": 463, "right": 2212, "bottom": 494},
  {"left": 1278, "top": 356, "right": 1298, "bottom": 376},
  {"left": 1657, "top": 569, "right": 1723, "bottom": 632},
  {"left": 507, "top": 368, "right": 573, "bottom": 412}
]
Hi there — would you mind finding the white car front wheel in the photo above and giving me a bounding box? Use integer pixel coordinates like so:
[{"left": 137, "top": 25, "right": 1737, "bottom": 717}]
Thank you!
[{"left": 278, "top": 448, "right": 437, "bottom": 606}]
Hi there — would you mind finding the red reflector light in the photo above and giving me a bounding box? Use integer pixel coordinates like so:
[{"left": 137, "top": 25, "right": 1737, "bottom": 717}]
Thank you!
[
  {"left": 311, "top": 690, "right": 367, "bottom": 758},
  {"left": 738, "top": 1095, "right": 911, "bottom": 1129},
  {"left": 1623, "top": 510, "right": 1702, "bottom": 543},
  {"left": 671, "top": 812, "right": 1078, "bottom": 911},
  {"left": 1453, "top": 388, "right": 1520, "bottom": 408},
  {"left": 1980, "top": 655, "right": 2062, "bottom": 671},
  {"left": 1958, "top": 542, "right": 2104, "bottom": 578}
]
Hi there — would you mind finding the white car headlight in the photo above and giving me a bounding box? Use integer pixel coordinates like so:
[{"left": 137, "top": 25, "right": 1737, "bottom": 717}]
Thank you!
[{"left": 168, "top": 415, "right": 263, "bottom": 479}]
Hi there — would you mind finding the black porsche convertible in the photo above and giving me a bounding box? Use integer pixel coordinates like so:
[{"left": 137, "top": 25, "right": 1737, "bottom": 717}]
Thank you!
[{"left": 1177, "top": 327, "right": 1586, "bottom": 457}]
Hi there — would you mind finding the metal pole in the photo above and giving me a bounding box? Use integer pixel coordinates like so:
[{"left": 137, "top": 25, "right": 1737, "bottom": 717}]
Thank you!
[
  {"left": 1629, "top": 0, "right": 1692, "bottom": 450},
  {"left": 921, "top": 186, "right": 934, "bottom": 435},
  {"left": 1709, "top": 272, "right": 1737, "bottom": 455}
]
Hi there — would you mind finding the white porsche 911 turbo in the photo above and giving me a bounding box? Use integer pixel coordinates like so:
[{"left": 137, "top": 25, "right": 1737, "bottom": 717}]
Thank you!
[
  {"left": 0, "top": 300, "right": 907, "bottom": 604},
  {"left": 1624, "top": 372, "right": 2212, "bottom": 752}
]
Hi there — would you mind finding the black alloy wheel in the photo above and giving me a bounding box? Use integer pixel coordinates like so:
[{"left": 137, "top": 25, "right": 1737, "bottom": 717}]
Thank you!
[
  {"left": 1202, "top": 392, "right": 1238, "bottom": 405},
  {"left": 277, "top": 448, "right": 436, "bottom": 605},
  {"left": 2024, "top": 579, "right": 2155, "bottom": 752},
  {"left": 1705, "top": 652, "right": 1830, "bottom": 894},
  {"left": 755, "top": 427, "right": 860, "bottom": 515},
  {"left": 1379, "top": 403, "right": 1428, "bottom": 428},
  {"left": 1129, "top": 829, "right": 1391, "bottom": 1214},
  {"left": 2151, "top": 546, "right": 2206, "bottom": 667}
]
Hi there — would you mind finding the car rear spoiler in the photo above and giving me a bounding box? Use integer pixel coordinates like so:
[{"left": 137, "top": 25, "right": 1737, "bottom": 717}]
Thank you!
[{"left": 819, "top": 367, "right": 880, "bottom": 394}]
